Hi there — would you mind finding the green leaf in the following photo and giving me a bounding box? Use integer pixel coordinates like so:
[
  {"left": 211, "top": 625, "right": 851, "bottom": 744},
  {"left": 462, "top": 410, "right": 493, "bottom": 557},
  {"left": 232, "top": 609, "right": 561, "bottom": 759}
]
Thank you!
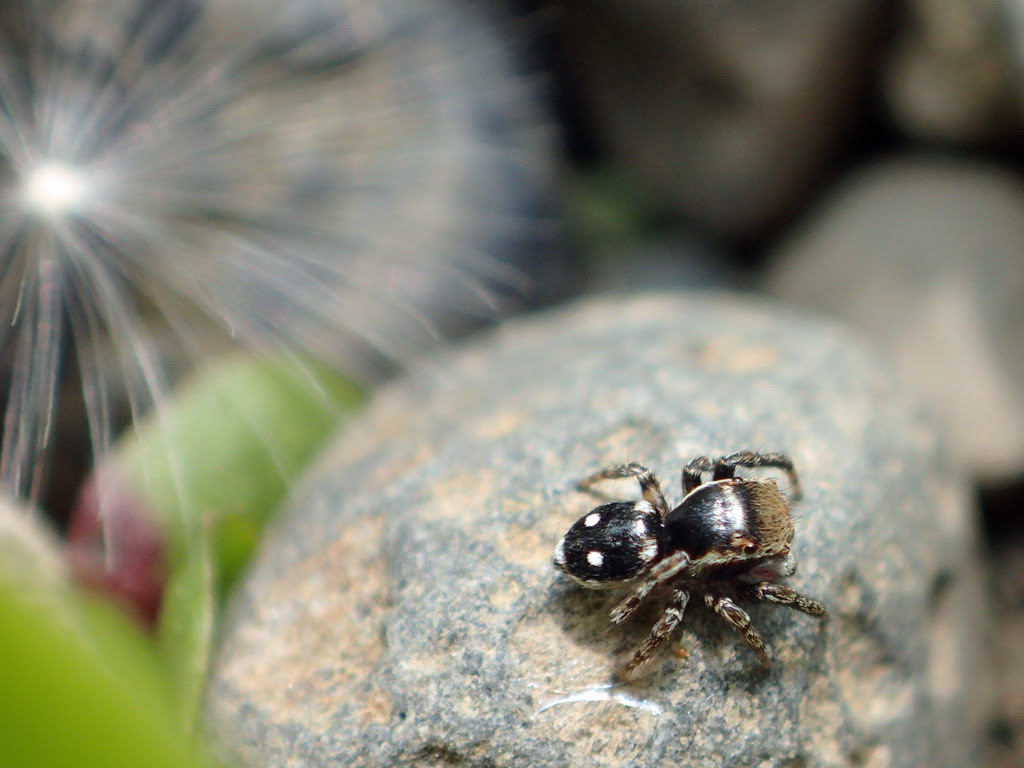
[
  {"left": 157, "top": 514, "right": 218, "bottom": 736},
  {"left": 117, "top": 354, "right": 363, "bottom": 590},
  {"left": 0, "top": 579, "right": 221, "bottom": 768},
  {"left": 105, "top": 355, "right": 362, "bottom": 730}
]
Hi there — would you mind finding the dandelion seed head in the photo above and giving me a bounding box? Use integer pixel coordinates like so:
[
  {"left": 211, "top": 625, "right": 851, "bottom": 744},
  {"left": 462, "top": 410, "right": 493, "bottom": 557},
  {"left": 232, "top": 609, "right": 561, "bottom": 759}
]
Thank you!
[
  {"left": 21, "top": 161, "right": 92, "bottom": 218},
  {"left": 0, "top": 0, "right": 557, "bottom": 520}
]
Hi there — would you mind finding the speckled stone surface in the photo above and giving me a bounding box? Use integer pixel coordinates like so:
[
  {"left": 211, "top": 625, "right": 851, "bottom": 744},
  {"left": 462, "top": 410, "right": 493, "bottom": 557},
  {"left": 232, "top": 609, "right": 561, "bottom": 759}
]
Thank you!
[{"left": 206, "top": 293, "right": 989, "bottom": 767}]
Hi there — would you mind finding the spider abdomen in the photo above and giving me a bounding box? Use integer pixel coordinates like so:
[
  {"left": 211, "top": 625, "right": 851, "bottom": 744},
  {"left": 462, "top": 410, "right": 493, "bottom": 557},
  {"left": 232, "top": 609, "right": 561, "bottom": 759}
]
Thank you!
[{"left": 553, "top": 500, "right": 667, "bottom": 587}]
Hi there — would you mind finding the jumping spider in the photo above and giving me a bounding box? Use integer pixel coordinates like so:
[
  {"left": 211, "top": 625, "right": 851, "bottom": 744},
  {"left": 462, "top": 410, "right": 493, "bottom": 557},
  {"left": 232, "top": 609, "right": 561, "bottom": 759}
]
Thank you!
[{"left": 553, "top": 451, "right": 827, "bottom": 677}]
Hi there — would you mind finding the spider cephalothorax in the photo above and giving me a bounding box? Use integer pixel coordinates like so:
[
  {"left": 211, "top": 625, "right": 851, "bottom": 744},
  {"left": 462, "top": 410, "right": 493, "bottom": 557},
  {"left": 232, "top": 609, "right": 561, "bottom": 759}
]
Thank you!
[{"left": 554, "top": 451, "right": 827, "bottom": 677}]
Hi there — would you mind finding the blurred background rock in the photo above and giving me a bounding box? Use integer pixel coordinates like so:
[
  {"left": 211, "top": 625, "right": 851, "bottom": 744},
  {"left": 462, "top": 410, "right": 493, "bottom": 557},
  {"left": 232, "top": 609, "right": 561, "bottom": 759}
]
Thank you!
[{"left": 3, "top": 0, "right": 1024, "bottom": 764}]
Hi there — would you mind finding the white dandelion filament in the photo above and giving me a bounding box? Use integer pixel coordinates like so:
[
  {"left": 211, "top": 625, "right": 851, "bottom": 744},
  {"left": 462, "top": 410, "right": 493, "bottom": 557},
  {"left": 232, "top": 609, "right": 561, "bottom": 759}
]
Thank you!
[{"left": 0, "top": 0, "right": 553, "bottom": 512}]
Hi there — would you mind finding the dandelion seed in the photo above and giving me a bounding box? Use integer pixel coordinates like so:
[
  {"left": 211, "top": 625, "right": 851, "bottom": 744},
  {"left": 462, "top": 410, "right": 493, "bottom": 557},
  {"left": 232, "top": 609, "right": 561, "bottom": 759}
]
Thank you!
[{"left": 0, "top": 0, "right": 556, "bottom": 521}]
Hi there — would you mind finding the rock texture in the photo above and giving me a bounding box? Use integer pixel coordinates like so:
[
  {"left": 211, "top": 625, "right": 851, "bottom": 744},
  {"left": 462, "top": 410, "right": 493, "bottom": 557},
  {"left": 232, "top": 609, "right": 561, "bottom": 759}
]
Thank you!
[
  {"left": 765, "top": 156, "right": 1024, "bottom": 484},
  {"left": 207, "top": 293, "right": 989, "bottom": 767},
  {"left": 885, "top": 0, "right": 1024, "bottom": 143},
  {"left": 988, "top": 540, "right": 1024, "bottom": 768}
]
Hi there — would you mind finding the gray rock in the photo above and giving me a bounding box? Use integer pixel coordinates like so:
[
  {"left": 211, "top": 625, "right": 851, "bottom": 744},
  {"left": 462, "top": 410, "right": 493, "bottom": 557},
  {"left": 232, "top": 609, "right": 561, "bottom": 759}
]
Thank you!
[
  {"left": 884, "top": 0, "right": 1024, "bottom": 143},
  {"left": 207, "top": 293, "right": 989, "bottom": 767},
  {"left": 555, "top": 0, "right": 885, "bottom": 238},
  {"left": 988, "top": 540, "right": 1024, "bottom": 768},
  {"left": 764, "top": 156, "right": 1024, "bottom": 484}
]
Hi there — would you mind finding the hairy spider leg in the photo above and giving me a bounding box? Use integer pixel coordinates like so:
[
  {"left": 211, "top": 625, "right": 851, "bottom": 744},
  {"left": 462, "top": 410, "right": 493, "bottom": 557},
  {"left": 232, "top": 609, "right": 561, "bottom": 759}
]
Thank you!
[
  {"left": 704, "top": 593, "right": 770, "bottom": 668},
  {"left": 579, "top": 462, "right": 669, "bottom": 516},
  {"left": 740, "top": 583, "right": 827, "bottom": 617},
  {"left": 683, "top": 451, "right": 802, "bottom": 499},
  {"left": 609, "top": 549, "right": 691, "bottom": 624},
  {"left": 619, "top": 588, "right": 690, "bottom": 679},
  {"left": 682, "top": 456, "right": 715, "bottom": 493}
]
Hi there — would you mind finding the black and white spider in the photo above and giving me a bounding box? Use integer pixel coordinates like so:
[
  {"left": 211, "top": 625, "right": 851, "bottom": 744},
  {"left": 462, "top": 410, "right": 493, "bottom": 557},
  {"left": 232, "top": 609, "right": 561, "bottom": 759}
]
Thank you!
[{"left": 553, "top": 451, "right": 827, "bottom": 677}]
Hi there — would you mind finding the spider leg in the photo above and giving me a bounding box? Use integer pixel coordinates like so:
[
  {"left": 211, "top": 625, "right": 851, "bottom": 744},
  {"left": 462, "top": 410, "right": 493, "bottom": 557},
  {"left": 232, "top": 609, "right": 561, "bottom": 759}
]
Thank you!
[
  {"left": 609, "top": 550, "right": 690, "bottom": 624},
  {"left": 704, "top": 593, "right": 770, "bottom": 668},
  {"left": 712, "top": 451, "right": 802, "bottom": 499},
  {"left": 618, "top": 588, "right": 690, "bottom": 678},
  {"left": 578, "top": 462, "right": 669, "bottom": 516},
  {"left": 740, "top": 583, "right": 827, "bottom": 618},
  {"left": 681, "top": 456, "right": 714, "bottom": 493}
]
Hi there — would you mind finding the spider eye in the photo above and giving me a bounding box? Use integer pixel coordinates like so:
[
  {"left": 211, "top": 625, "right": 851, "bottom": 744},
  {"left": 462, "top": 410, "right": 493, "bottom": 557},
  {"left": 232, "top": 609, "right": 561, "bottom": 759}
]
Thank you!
[{"left": 743, "top": 543, "right": 758, "bottom": 555}]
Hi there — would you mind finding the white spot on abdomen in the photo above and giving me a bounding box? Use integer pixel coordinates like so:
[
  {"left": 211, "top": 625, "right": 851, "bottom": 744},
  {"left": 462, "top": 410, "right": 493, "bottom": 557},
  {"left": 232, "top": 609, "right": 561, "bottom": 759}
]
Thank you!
[
  {"left": 639, "top": 538, "right": 659, "bottom": 563},
  {"left": 586, "top": 550, "right": 604, "bottom": 568},
  {"left": 554, "top": 538, "right": 566, "bottom": 566},
  {"left": 584, "top": 513, "right": 601, "bottom": 527}
]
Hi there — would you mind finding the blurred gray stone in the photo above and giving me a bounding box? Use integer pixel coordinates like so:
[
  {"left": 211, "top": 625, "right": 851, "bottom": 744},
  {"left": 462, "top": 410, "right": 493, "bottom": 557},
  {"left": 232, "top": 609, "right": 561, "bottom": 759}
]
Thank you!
[
  {"left": 765, "top": 156, "right": 1024, "bottom": 484},
  {"left": 885, "top": 0, "right": 1024, "bottom": 143},
  {"left": 555, "top": 0, "right": 885, "bottom": 238},
  {"left": 207, "top": 293, "right": 989, "bottom": 767},
  {"left": 988, "top": 541, "right": 1024, "bottom": 768}
]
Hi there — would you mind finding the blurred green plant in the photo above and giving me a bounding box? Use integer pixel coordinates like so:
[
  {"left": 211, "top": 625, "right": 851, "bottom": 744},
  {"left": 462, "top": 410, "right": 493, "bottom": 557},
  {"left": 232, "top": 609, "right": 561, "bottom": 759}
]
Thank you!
[
  {"left": 565, "top": 167, "right": 654, "bottom": 251},
  {"left": 21, "top": 354, "right": 366, "bottom": 759},
  {"left": 115, "top": 355, "right": 363, "bottom": 591},
  {"left": 0, "top": 576, "right": 222, "bottom": 768},
  {"left": 94, "top": 356, "right": 360, "bottom": 726}
]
